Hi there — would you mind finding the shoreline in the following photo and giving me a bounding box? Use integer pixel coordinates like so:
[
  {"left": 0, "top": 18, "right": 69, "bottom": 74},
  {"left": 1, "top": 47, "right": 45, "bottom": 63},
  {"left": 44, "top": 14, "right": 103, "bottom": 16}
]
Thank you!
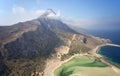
[
  {"left": 91, "top": 43, "right": 120, "bottom": 74},
  {"left": 106, "top": 43, "right": 120, "bottom": 47},
  {"left": 44, "top": 43, "right": 120, "bottom": 76}
]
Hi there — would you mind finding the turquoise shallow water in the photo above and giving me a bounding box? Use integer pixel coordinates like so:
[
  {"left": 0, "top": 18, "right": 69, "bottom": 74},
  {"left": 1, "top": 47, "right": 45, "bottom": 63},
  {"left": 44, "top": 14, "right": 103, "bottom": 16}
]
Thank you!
[{"left": 98, "top": 45, "right": 120, "bottom": 65}]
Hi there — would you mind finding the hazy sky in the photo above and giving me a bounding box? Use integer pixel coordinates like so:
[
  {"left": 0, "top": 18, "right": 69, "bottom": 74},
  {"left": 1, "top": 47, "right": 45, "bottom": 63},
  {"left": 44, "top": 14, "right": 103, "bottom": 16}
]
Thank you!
[{"left": 0, "top": 0, "right": 120, "bottom": 30}]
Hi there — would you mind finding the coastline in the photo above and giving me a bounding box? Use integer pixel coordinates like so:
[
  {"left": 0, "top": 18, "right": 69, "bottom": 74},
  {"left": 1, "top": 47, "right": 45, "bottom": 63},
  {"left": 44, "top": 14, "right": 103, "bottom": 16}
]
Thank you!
[
  {"left": 44, "top": 43, "right": 120, "bottom": 76},
  {"left": 106, "top": 43, "right": 120, "bottom": 47},
  {"left": 91, "top": 43, "right": 120, "bottom": 74}
]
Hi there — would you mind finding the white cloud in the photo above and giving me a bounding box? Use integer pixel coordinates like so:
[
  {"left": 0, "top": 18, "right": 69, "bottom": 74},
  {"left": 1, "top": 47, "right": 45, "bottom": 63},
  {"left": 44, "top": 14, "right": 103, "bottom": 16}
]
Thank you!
[
  {"left": 45, "top": 10, "right": 61, "bottom": 18},
  {"left": 12, "top": 6, "right": 60, "bottom": 17},
  {"left": 11, "top": 6, "right": 45, "bottom": 20},
  {"left": 63, "top": 19, "right": 120, "bottom": 30},
  {"left": 10, "top": 6, "right": 61, "bottom": 25},
  {"left": 10, "top": 6, "right": 46, "bottom": 25},
  {"left": 63, "top": 19, "right": 100, "bottom": 29},
  {"left": 64, "top": 19, "right": 98, "bottom": 26},
  {"left": 12, "top": 6, "right": 26, "bottom": 15},
  {"left": 35, "top": 10, "right": 46, "bottom": 16},
  {"left": 56, "top": 10, "right": 61, "bottom": 17}
]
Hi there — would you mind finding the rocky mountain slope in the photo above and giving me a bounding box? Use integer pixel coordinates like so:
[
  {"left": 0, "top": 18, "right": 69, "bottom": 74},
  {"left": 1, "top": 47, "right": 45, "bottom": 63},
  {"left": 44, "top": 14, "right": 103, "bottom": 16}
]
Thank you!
[{"left": 0, "top": 9, "right": 109, "bottom": 76}]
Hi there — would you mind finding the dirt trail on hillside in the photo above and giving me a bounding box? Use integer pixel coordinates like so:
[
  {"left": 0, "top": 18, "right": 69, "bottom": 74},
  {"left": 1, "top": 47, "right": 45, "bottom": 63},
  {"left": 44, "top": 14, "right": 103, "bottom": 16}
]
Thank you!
[{"left": 43, "top": 34, "right": 76, "bottom": 76}]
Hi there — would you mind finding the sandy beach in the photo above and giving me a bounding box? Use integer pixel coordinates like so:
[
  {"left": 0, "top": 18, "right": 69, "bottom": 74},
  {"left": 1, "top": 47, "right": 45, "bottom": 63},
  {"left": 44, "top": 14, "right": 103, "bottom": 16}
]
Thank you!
[{"left": 90, "top": 43, "right": 120, "bottom": 74}]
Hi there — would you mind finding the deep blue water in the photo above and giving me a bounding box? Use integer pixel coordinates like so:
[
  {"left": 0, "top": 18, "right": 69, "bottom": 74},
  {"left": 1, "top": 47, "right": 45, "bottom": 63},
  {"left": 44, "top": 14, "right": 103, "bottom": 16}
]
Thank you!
[
  {"left": 87, "top": 29, "right": 120, "bottom": 45},
  {"left": 98, "top": 46, "right": 120, "bottom": 65},
  {"left": 87, "top": 29, "right": 120, "bottom": 65}
]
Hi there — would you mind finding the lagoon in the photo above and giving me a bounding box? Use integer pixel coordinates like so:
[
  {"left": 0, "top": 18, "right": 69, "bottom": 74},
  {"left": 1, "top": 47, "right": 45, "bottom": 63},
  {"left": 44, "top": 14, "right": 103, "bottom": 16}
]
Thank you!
[{"left": 98, "top": 45, "right": 120, "bottom": 66}]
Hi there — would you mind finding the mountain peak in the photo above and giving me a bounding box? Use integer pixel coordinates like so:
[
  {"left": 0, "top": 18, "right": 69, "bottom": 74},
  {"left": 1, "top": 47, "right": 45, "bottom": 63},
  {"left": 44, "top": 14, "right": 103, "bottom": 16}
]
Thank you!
[
  {"left": 47, "top": 9, "right": 56, "bottom": 15},
  {"left": 38, "top": 9, "right": 60, "bottom": 19}
]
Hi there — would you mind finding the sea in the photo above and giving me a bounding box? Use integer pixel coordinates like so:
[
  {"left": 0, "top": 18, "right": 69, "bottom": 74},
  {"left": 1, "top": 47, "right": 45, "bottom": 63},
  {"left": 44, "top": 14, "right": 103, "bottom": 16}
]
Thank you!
[
  {"left": 87, "top": 29, "right": 120, "bottom": 65},
  {"left": 87, "top": 29, "right": 120, "bottom": 45}
]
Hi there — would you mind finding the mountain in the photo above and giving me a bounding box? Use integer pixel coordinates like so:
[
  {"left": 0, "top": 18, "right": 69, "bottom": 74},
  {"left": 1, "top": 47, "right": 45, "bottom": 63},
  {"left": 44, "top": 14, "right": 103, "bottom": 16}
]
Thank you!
[{"left": 0, "top": 9, "right": 109, "bottom": 76}]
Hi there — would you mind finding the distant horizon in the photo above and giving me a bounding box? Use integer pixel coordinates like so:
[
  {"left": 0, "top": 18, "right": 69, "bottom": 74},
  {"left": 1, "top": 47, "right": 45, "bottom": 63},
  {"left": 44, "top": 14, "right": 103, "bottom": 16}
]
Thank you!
[{"left": 0, "top": 0, "right": 120, "bottom": 30}]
